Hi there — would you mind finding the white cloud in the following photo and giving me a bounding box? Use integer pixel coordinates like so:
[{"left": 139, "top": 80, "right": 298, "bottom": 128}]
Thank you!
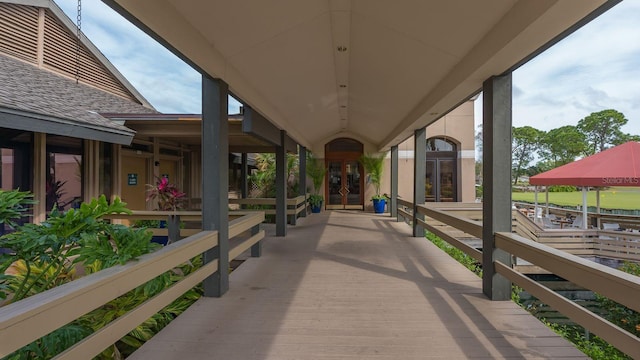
[{"left": 510, "top": 1, "right": 640, "bottom": 135}]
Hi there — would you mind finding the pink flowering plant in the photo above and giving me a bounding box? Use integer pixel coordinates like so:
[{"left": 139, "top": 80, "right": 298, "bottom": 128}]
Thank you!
[{"left": 146, "top": 176, "right": 186, "bottom": 211}]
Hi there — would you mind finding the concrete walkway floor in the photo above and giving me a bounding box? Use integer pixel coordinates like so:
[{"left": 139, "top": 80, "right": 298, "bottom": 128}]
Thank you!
[{"left": 130, "top": 211, "right": 586, "bottom": 359}]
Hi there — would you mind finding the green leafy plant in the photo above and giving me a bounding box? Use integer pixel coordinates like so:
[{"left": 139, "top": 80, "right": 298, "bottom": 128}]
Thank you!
[
  {"left": 306, "top": 152, "right": 326, "bottom": 196},
  {"left": 146, "top": 176, "right": 186, "bottom": 211},
  {"left": 308, "top": 194, "right": 323, "bottom": 207},
  {"left": 0, "top": 195, "right": 132, "bottom": 302},
  {"left": 0, "top": 189, "right": 36, "bottom": 229},
  {"left": 425, "top": 231, "right": 482, "bottom": 276},
  {"left": 0, "top": 194, "right": 206, "bottom": 359},
  {"left": 359, "top": 152, "right": 387, "bottom": 200},
  {"left": 249, "top": 153, "right": 299, "bottom": 198}
]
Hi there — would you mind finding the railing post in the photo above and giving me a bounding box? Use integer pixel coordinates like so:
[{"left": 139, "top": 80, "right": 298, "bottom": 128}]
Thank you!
[
  {"left": 167, "top": 214, "right": 180, "bottom": 244},
  {"left": 413, "top": 127, "right": 426, "bottom": 237},
  {"left": 289, "top": 200, "right": 296, "bottom": 225},
  {"left": 201, "top": 75, "right": 229, "bottom": 297},
  {"left": 250, "top": 224, "right": 262, "bottom": 257},
  {"left": 391, "top": 145, "right": 398, "bottom": 220},
  {"left": 482, "top": 74, "right": 513, "bottom": 301}
]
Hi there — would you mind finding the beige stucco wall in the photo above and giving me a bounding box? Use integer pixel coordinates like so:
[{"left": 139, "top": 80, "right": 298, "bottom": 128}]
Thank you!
[
  {"left": 309, "top": 100, "right": 475, "bottom": 211},
  {"left": 380, "top": 100, "right": 476, "bottom": 206}
]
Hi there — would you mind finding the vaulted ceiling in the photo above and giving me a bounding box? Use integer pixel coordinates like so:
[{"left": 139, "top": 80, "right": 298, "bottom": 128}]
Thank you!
[{"left": 105, "top": 0, "right": 615, "bottom": 151}]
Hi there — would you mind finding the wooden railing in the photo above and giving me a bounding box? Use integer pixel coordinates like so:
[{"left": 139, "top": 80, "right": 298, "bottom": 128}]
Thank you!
[
  {"left": 514, "top": 201, "right": 640, "bottom": 230},
  {"left": 394, "top": 200, "right": 640, "bottom": 358},
  {"left": 0, "top": 212, "right": 265, "bottom": 359},
  {"left": 228, "top": 195, "right": 308, "bottom": 225}
]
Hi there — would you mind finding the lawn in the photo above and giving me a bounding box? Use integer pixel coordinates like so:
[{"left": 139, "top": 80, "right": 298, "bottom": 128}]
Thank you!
[{"left": 511, "top": 187, "right": 640, "bottom": 210}]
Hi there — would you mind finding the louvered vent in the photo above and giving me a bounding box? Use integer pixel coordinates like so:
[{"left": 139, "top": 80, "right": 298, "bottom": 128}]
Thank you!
[
  {"left": 42, "top": 10, "right": 139, "bottom": 103},
  {"left": 0, "top": 3, "right": 38, "bottom": 63}
]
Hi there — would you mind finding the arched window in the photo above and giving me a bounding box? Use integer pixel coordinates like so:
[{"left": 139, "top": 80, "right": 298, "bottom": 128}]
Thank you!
[{"left": 426, "top": 137, "right": 457, "bottom": 202}]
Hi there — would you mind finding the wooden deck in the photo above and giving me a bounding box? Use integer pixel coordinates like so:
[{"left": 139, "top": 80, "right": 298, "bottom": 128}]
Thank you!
[{"left": 130, "top": 211, "right": 586, "bottom": 359}]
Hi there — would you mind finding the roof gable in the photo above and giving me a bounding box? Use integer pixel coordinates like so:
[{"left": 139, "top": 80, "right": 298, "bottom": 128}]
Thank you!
[{"left": 0, "top": 0, "right": 153, "bottom": 108}]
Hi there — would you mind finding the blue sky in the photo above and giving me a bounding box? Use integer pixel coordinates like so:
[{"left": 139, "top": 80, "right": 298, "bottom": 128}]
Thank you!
[{"left": 57, "top": 1, "right": 640, "bottom": 135}]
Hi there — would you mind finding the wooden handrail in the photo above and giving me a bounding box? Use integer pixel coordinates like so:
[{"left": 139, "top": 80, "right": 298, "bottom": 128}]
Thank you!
[
  {"left": 0, "top": 212, "right": 266, "bottom": 358},
  {"left": 494, "top": 232, "right": 640, "bottom": 358},
  {"left": 0, "top": 231, "right": 218, "bottom": 357}
]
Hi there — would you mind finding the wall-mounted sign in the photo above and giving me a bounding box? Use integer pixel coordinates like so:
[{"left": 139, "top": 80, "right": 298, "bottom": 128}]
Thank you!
[{"left": 128, "top": 173, "right": 138, "bottom": 186}]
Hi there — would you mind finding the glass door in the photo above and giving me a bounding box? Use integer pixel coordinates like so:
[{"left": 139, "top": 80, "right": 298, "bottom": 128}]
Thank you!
[
  {"left": 326, "top": 160, "right": 363, "bottom": 209},
  {"left": 327, "top": 161, "right": 343, "bottom": 207},
  {"left": 425, "top": 159, "right": 457, "bottom": 202}
]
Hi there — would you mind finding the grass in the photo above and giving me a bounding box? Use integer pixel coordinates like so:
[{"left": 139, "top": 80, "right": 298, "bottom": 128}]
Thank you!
[{"left": 512, "top": 187, "right": 640, "bottom": 210}]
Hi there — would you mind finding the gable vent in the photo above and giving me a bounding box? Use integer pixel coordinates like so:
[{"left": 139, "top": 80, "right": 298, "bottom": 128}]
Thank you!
[
  {"left": 0, "top": 3, "right": 38, "bottom": 63},
  {"left": 42, "top": 10, "right": 139, "bottom": 103}
]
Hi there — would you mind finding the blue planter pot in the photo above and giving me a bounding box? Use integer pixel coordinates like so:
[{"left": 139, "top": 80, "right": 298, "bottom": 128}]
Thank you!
[
  {"left": 311, "top": 200, "right": 322, "bottom": 213},
  {"left": 151, "top": 235, "right": 169, "bottom": 246},
  {"left": 372, "top": 198, "right": 386, "bottom": 213}
]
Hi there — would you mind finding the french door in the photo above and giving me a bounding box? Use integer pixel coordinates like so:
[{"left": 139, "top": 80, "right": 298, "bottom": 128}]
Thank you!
[
  {"left": 426, "top": 159, "right": 456, "bottom": 202},
  {"left": 326, "top": 160, "right": 363, "bottom": 210}
]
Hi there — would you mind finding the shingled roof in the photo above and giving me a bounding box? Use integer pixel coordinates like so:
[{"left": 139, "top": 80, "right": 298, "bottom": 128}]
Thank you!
[{"left": 0, "top": 53, "right": 157, "bottom": 144}]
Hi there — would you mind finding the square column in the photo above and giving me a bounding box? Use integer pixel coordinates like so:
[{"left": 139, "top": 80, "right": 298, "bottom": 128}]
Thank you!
[
  {"left": 201, "top": 75, "right": 229, "bottom": 297},
  {"left": 482, "top": 74, "right": 513, "bottom": 300},
  {"left": 413, "top": 127, "right": 426, "bottom": 237},
  {"left": 299, "top": 146, "right": 307, "bottom": 217},
  {"left": 276, "top": 130, "right": 287, "bottom": 236},
  {"left": 390, "top": 145, "right": 398, "bottom": 219}
]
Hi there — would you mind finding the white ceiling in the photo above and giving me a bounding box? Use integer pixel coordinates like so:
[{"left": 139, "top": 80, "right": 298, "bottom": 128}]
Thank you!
[{"left": 108, "top": 0, "right": 612, "bottom": 151}]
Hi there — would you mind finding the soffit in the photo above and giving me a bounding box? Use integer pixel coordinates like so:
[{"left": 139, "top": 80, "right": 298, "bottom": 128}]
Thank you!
[{"left": 107, "top": 0, "right": 612, "bottom": 151}]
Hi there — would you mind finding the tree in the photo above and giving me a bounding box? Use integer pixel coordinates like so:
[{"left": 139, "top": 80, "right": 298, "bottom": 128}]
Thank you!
[
  {"left": 577, "top": 109, "right": 630, "bottom": 155},
  {"left": 538, "top": 125, "right": 585, "bottom": 167},
  {"left": 512, "top": 126, "right": 544, "bottom": 185}
]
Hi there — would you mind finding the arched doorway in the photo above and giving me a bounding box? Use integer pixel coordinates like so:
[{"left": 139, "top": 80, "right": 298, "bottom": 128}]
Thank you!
[
  {"left": 426, "top": 137, "right": 458, "bottom": 202},
  {"left": 325, "top": 138, "right": 364, "bottom": 210}
]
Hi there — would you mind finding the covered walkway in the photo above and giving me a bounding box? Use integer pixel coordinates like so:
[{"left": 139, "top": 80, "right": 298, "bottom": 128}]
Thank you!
[{"left": 131, "top": 211, "right": 584, "bottom": 359}]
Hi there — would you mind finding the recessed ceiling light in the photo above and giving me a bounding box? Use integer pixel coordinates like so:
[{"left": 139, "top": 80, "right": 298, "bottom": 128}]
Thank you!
[{"left": 337, "top": 46, "right": 347, "bottom": 52}]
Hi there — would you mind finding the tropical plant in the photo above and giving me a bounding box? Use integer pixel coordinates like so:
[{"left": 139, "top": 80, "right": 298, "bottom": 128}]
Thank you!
[
  {"left": 0, "top": 195, "right": 135, "bottom": 303},
  {"left": 359, "top": 152, "right": 387, "bottom": 200},
  {"left": 0, "top": 194, "right": 205, "bottom": 359},
  {"left": 249, "top": 153, "right": 299, "bottom": 198},
  {"left": 0, "top": 189, "right": 36, "bottom": 229},
  {"left": 308, "top": 194, "right": 323, "bottom": 208},
  {"left": 45, "top": 178, "right": 67, "bottom": 210},
  {"left": 146, "top": 176, "right": 186, "bottom": 211},
  {"left": 306, "top": 152, "right": 326, "bottom": 196}
]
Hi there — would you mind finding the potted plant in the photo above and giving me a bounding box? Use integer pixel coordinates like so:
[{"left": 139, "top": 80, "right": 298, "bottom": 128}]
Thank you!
[
  {"left": 306, "top": 152, "right": 327, "bottom": 213},
  {"left": 359, "top": 152, "right": 387, "bottom": 213}
]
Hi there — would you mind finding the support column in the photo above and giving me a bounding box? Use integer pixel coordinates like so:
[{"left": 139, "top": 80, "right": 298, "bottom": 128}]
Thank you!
[
  {"left": 276, "top": 130, "right": 287, "bottom": 236},
  {"left": 201, "top": 75, "right": 229, "bottom": 297},
  {"left": 33, "top": 133, "right": 46, "bottom": 224},
  {"left": 482, "top": 74, "right": 513, "bottom": 301},
  {"left": 413, "top": 128, "right": 426, "bottom": 237},
  {"left": 299, "top": 146, "right": 307, "bottom": 217},
  {"left": 391, "top": 145, "right": 398, "bottom": 219},
  {"left": 241, "top": 153, "right": 248, "bottom": 209}
]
